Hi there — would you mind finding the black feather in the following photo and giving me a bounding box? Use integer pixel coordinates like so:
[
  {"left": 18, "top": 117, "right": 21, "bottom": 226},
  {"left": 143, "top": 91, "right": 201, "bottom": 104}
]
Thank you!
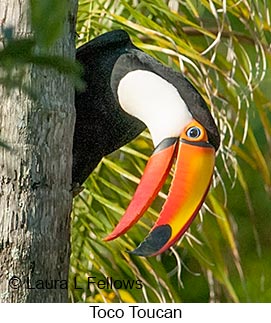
[
  {"left": 72, "top": 30, "right": 145, "bottom": 185},
  {"left": 72, "top": 29, "right": 220, "bottom": 187}
]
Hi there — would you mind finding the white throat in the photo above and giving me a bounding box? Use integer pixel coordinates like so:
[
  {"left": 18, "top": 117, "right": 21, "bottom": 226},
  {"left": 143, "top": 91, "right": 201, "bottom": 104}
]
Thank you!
[{"left": 117, "top": 70, "right": 193, "bottom": 147}]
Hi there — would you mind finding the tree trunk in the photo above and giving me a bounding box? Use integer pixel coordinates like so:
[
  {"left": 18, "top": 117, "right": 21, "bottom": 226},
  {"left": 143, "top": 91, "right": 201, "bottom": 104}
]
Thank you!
[{"left": 0, "top": 0, "right": 77, "bottom": 302}]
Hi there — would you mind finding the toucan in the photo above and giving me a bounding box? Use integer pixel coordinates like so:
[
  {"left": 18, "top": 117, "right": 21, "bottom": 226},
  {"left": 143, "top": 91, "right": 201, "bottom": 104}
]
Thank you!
[{"left": 72, "top": 29, "right": 220, "bottom": 257}]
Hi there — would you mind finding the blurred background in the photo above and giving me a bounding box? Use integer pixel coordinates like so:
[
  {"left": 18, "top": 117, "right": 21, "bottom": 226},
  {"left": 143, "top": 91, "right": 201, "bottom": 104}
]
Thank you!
[{"left": 70, "top": 0, "right": 271, "bottom": 303}]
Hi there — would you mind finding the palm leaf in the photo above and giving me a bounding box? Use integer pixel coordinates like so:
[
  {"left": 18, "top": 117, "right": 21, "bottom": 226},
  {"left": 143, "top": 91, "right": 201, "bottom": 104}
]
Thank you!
[{"left": 70, "top": 0, "right": 271, "bottom": 303}]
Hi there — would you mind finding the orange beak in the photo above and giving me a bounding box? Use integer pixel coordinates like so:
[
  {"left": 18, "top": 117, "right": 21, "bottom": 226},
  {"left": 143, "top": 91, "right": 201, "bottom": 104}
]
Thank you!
[{"left": 104, "top": 120, "right": 216, "bottom": 256}]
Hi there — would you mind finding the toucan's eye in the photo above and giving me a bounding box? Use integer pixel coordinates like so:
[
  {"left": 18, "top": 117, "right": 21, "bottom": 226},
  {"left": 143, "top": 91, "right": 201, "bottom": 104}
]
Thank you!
[
  {"left": 186, "top": 126, "right": 201, "bottom": 138},
  {"left": 182, "top": 120, "right": 208, "bottom": 142}
]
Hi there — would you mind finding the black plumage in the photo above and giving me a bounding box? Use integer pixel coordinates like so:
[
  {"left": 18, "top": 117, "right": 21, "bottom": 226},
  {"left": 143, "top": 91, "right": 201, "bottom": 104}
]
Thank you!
[
  {"left": 72, "top": 30, "right": 220, "bottom": 187},
  {"left": 110, "top": 49, "right": 220, "bottom": 150},
  {"left": 72, "top": 30, "right": 145, "bottom": 186}
]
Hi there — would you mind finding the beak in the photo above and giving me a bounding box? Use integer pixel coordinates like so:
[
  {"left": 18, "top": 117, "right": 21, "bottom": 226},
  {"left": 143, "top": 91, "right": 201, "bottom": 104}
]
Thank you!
[{"left": 104, "top": 120, "right": 216, "bottom": 256}]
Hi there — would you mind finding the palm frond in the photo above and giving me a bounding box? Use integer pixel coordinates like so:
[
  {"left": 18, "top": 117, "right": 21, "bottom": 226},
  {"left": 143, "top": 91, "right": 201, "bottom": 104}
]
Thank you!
[{"left": 71, "top": 0, "right": 271, "bottom": 303}]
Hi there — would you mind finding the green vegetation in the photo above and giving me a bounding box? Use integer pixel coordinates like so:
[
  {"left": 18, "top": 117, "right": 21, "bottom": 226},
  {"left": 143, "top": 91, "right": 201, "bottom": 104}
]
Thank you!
[
  {"left": 2, "top": 0, "right": 269, "bottom": 303},
  {"left": 71, "top": 0, "right": 271, "bottom": 302}
]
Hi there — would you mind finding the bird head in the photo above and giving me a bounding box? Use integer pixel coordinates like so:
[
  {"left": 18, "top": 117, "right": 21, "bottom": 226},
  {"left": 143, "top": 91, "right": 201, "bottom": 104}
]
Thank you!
[
  {"left": 74, "top": 30, "right": 220, "bottom": 257},
  {"left": 103, "top": 40, "right": 220, "bottom": 256}
]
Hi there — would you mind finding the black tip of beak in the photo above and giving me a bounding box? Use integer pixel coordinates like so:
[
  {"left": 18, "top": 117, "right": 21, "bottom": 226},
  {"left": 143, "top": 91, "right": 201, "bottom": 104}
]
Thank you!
[{"left": 127, "top": 225, "right": 172, "bottom": 257}]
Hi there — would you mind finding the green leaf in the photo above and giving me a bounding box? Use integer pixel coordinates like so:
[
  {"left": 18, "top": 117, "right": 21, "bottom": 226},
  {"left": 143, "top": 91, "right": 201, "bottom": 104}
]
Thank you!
[
  {"left": 71, "top": 0, "right": 271, "bottom": 303},
  {"left": 30, "top": 0, "right": 70, "bottom": 48}
]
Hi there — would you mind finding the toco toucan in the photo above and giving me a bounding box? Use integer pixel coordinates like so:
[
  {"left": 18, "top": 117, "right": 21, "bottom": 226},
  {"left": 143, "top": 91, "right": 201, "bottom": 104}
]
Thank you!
[{"left": 72, "top": 30, "right": 220, "bottom": 257}]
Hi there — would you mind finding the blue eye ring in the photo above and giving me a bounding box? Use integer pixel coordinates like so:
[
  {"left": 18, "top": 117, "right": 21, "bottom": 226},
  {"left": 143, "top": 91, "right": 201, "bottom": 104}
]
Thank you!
[{"left": 186, "top": 126, "right": 201, "bottom": 138}]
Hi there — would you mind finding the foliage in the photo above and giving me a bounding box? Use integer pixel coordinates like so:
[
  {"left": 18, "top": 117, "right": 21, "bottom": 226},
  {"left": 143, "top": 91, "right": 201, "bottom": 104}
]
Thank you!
[
  {"left": 71, "top": 0, "right": 271, "bottom": 303},
  {"left": 30, "top": 0, "right": 71, "bottom": 49},
  {"left": 0, "top": 1, "right": 82, "bottom": 148},
  {"left": 0, "top": 1, "right": 82, "bottom": 97}
]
